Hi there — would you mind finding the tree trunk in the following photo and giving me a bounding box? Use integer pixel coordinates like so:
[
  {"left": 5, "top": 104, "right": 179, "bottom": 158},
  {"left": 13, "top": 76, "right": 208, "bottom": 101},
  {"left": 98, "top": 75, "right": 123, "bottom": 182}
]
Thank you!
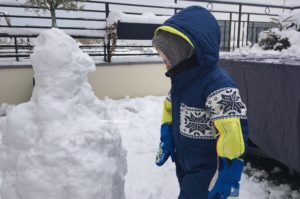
[{"left": 50, "top": 8, "right": 57, "bottom": 28}]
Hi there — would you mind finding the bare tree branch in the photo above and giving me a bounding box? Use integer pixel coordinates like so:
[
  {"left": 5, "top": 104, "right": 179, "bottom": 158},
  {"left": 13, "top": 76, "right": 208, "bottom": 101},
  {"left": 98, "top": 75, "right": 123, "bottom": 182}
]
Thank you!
[{"left": 25, "top": 0, "right": 86, "bottom": 27}]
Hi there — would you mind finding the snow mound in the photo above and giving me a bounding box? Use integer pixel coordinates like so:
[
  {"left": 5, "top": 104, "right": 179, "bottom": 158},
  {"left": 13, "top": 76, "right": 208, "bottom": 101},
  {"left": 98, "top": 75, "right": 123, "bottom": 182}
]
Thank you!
[{"left": 0, "top": 28, "right": 127, "bottom": 199}]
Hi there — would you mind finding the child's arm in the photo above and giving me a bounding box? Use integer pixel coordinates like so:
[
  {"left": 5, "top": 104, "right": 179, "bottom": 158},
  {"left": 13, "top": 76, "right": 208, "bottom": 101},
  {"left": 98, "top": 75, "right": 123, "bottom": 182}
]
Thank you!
[
  {"left": 155, "top": 94, "right": 175, "bottom": 166},
  {"left": 205, "top": 87, "right": 248, "bottom": 199},
  {"left": 205, "top": 87, "right": 248, "bottom": 160}
]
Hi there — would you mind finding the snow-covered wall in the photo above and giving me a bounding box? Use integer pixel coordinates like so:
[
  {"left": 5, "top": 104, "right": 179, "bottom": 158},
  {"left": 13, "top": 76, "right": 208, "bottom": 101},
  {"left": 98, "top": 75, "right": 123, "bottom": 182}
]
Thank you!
[{"left": 0, "top": 28, "right": 127, "bottom": 199}]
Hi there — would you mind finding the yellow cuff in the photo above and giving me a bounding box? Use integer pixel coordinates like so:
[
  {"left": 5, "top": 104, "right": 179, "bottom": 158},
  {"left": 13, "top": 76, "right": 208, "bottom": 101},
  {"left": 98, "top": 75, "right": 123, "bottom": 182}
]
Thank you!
[
  {"left": 162, "top": 98, "right": 172, "bottom": 124},
  {"left": 214, "top": 118, "right": 245, "bottom": 160}
]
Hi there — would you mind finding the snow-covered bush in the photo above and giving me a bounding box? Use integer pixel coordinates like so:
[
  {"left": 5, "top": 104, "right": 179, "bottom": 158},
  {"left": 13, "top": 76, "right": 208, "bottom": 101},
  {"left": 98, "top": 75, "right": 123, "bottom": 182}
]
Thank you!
[
  {"left": 106, "top": 22, "right": 118, "bottom": 62},
  {"left": 258, "top": 29, "right": 290, "bottom": 51},
  {"left": 226, "top": 10, "right": 300, "bottom": 59},
  {"left": 258, "top": 15, "right": 294, "bottom": 51}
]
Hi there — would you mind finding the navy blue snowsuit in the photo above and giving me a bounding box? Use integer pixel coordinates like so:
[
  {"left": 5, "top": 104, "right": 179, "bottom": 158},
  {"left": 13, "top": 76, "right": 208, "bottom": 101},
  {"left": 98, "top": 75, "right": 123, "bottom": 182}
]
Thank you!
[{"left": 160, "top": 6, "right": 249, "bottom": 199}]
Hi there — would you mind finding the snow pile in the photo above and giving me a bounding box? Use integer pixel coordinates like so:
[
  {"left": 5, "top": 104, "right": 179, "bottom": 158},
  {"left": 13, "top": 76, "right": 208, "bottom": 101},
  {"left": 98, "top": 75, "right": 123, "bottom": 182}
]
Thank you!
[
  {"left": 107, "top": 11, "right": 169, "bottom": 27},
  {"left": 0, "top": 28, "right": 127, "bottom": 199}
]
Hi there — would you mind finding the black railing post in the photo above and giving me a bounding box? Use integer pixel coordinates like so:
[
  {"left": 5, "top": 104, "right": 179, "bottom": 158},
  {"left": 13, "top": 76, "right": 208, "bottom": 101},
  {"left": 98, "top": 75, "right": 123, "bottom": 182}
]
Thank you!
[
  {"left": 104, "top": 2, "right": 111, "bottom": 62},
  {"left": 105, "top": 3, "right": 109, "bottom": 19},
  {"left": 233, "top": 21, "right": 236, "bottom": 51},
  {"left": 242, "top": 21, "right": 245, "bottom": 47},
  {"left": 103, "top": 39, "right": 107, "bottom": 62},
  {"left": 223, "top": 21, "right": 226, "bottom": 51},
  {"left": 107, "top": 36, "right": 111, "bottom": 63},
  {"left": 14, "top": 37, "right": 19, "bottom": 61},
  {"left": 255, "top": 27, "right": 259, "bottom": 43},
  {"left": 174, "top": 0, "right": 178, "bottom": 14},
  {"left": 237, "top": 4, "right": 242, "bottom": 48},
  {"left": 251, "top": 22, "right": 254, "bottom": 44},
  {"left": 228, "top": 12, "right": 232, "bottom": 51},
  {"left": 246, "top": 13, "right": 250, "bottom": 46}
]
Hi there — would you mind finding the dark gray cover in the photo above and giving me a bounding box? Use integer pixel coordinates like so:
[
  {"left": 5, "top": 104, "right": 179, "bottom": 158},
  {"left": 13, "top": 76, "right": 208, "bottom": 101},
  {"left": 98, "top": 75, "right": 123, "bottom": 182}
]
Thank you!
[{"left": 220, "top": 59, "right": 300, "bottom": 172}]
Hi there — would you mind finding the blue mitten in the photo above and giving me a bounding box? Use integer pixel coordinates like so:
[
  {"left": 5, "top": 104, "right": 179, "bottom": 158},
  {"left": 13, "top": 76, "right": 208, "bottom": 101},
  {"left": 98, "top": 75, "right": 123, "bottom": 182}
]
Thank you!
[
  {"left": 155, "top": 123, "right": 175, "bottom": 166},
  {"left": 208, "top": 158, "right": 244, "bottom": 199}
]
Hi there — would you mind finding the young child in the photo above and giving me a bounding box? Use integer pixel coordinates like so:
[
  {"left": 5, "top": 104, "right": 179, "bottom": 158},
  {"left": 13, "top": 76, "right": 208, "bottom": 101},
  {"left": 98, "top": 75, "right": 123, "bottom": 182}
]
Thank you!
[{"left": 152, "top": 6, "right": 248, "bottom": 199}]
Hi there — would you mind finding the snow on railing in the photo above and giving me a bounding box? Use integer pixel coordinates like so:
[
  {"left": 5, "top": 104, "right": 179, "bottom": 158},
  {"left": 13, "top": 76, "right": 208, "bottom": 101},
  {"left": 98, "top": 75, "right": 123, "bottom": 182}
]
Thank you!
[
  {"left": 0, "top": 11, "right": 11, "bottom": 26},
  {"left": 1, "top": 0, "right": 300, "bottom": 64},
  {"left": 106, "top": 11, "right": 169, "bottom": 27}
]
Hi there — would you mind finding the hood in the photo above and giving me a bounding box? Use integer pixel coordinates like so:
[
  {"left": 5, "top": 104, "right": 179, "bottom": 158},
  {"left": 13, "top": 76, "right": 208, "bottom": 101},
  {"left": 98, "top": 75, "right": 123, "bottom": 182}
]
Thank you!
[{"left": 157, "top": 6, "right": 221, "bottom": 72}]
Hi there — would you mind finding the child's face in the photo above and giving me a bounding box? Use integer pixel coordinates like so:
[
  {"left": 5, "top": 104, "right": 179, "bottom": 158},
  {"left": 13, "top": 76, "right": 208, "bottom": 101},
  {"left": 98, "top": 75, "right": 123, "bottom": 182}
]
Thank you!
[{"left": 156, "top": 48, "right": 172, "bottom": 70}]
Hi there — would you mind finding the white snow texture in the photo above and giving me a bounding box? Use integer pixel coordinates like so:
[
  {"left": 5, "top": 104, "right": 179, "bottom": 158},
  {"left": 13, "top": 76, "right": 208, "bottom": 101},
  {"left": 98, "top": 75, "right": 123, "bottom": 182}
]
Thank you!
[
  {"left": 0, "top": 28, "right": 299, "bottom": 199},
  {"left": 0, "top": 28, "right": 127, "bottom": 199},
  {"left": 106, "top": 11, "right": 169, "bottom": 27}
]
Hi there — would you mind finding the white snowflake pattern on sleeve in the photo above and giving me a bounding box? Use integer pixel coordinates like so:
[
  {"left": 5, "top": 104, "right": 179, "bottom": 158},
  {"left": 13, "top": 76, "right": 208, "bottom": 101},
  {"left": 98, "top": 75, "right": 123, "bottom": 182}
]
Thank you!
[
  {"left": 180, "top": 103, "right": 217, "bottom": 139},
  {"left": 205, "top": 87, "right": 247, "bottom": 121}
]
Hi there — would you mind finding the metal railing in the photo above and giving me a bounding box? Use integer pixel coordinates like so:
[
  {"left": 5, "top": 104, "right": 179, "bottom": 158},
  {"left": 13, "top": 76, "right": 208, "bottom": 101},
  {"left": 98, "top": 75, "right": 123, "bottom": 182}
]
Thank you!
[{"left": 0, "top": 0, "right": 297, "bottom": 63}]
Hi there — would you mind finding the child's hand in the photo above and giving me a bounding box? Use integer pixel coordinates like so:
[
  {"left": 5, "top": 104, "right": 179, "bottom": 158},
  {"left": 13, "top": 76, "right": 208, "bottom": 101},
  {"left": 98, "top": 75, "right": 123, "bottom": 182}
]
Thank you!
[
  {"left": 208, "top": 158, "right": 243, "bottom": 199},
  {"left": 155, "top": 123, "right": 175, "bottom": 166}
]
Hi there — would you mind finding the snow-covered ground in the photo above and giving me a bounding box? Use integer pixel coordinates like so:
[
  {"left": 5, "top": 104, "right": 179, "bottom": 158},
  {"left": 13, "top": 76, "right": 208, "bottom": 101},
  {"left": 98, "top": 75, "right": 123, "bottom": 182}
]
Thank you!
[
  {"left": 102, "top": 96, "right": 300, "bottom": 199},
  {"left": 1, "top": 95, "right": 300, "bottom": 199}
]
